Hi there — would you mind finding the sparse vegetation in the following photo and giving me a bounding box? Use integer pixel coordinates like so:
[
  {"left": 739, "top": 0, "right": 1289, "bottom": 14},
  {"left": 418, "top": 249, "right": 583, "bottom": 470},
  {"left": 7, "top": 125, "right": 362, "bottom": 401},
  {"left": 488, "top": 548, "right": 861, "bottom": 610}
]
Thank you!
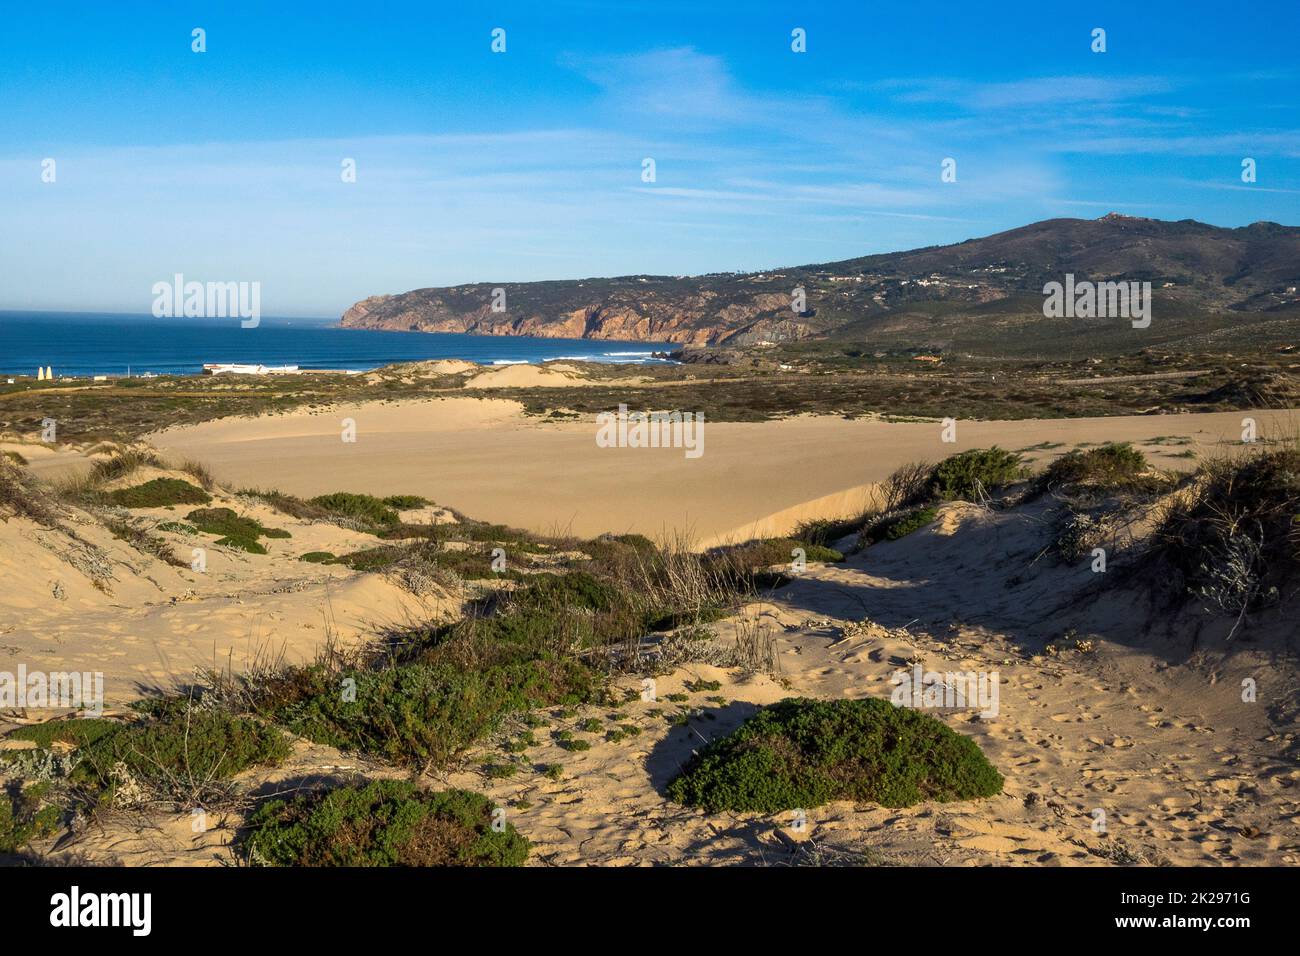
[
  {"left": 242, "top": 779, "right": 528, "bottom": 867},
  {"left": 1038, "top": 442, "right": 1163, "bottom": 494},
  {"left": 1153, "top": 446, "right": 1300, "bottom": 618},
  {"left": 860, "top": 506, "right": 938, "bottom": 545},
  {"left": 68, "top": 706, "right": 290, "bottom": 807}
]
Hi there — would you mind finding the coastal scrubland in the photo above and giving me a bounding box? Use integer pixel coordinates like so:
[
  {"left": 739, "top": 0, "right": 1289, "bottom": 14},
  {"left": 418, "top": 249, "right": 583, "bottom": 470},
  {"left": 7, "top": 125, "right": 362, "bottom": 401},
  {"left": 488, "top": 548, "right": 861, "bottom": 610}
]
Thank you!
[
  {"left": 3, "top": 433, "right": 1299, "bottom": 866},
  {"left": 1, "top": 346, "right": 1297, "bottom": 443}
]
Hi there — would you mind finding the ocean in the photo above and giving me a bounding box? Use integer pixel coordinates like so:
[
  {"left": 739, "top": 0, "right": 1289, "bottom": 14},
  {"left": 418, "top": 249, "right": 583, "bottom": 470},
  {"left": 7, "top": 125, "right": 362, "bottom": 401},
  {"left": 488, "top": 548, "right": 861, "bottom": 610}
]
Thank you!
[{"left": 0, "top": 311, "right": 676, "bottom": 378}]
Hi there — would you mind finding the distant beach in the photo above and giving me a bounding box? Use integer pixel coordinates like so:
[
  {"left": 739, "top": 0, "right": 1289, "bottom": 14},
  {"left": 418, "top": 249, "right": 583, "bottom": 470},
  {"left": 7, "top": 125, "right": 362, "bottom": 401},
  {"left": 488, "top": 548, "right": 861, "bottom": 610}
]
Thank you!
[{"left": 0, "top": 311, "right": 675, "bottom": 378}]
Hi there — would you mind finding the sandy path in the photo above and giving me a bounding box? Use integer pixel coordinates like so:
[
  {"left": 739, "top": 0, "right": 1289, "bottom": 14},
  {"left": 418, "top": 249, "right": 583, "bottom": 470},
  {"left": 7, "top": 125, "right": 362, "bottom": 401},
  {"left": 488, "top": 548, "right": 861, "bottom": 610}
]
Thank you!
[{"left": 151, "top": 400, "right": 1299, "bottom": 548}]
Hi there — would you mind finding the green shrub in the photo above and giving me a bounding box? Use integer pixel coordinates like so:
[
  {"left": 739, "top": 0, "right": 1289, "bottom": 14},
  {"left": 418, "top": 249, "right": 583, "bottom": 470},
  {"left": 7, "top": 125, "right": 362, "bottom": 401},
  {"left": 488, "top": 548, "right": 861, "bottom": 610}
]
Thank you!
[
  {"left": 329, "top": 546, "right": 404, "bottom": 572},
  {"left": 0, "top": 782, "right": 62, "bottom": 853},
  {"left": 242, "top": 779, "right": 528, "bottom": 867},
  {"left": 308, "top": 492, "right": 400, "bottom": 530},
  {"left": 668, "top": 697, "right": 1003, "bottom": 812},
  {"left": 381, "top": 494, "right": 430, "bottom": 510},
  {"left": 513, "top": 571, "right": 619, "bottom": 612},
  {"left": 185, "top": 506, "right": 287, "bottom": 552},
  {"left": 76, "top": 708, "right": 289, "bottom": 802},
  {"left": 157, "top": 520, "right": 197, "bottom": 534},
  {"left": 1039, "top": 442, "right": 1156, "bottom": 493},
  {"left": 793, "top": 516, "right": 866, "bottom": 547},
  {"left": 108, "top": 478, "right": 211, "bottom": 508},
  {"left": 7, "top": 718, "right": 120, "bottom": 750},
  {"left": 299, "top": 551, "right": 337, "bottom": 563},
  {"left": 930, "top": 447, "right": 1025, "bottom": 501},
  {"left": 216, "top": 536, "right": 267, "bottom": 554},
  {"left": 861, "top": 506, "right": 938, "bottom": 544},
  {"left": 262, "top": 655, "right": 599, "bottom": 770}
]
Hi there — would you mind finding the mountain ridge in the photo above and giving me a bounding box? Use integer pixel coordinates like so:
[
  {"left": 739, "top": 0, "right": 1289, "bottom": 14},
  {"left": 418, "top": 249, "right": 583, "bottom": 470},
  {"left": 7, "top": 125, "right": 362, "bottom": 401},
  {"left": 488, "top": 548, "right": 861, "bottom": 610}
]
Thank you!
[{"left": 339, "top": 215, "right": 1300, "bottom": 350}]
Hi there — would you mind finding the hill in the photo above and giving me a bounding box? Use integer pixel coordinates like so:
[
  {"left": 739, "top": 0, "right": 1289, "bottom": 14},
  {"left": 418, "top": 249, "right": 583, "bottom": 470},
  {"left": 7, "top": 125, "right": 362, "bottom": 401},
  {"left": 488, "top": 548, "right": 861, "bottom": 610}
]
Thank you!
[{"left": 339, "top": 215, "right": 1300, "bottom": 356}]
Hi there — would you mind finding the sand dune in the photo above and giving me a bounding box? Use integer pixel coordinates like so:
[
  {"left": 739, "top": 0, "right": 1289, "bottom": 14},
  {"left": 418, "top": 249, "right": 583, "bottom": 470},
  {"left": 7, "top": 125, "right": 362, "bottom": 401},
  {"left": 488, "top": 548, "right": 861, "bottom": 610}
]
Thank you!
[{"left": 152, "top": 400, "right": 1299, "bottom": 548}]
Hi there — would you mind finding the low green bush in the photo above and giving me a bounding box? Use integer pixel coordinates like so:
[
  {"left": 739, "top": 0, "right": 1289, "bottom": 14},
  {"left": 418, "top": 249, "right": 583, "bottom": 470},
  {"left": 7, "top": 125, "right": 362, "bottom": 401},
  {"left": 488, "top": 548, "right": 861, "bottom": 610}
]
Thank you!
[
  {"left": 299, "top": 551, "right": 337, "bottom": 563},
  {"left": 108, "top": 478, "right": 211, "bottom": 508},
  {"left": 668, "top": 697, "right": 1003, "bottom": 812},
  {"left": 861, "top": 506, "right": 938, "bottom": 544},
  {"left": 7, "top": 718, "right": 120, "bottom": 750},
  {"left": 0, "top": 782, "right": 62, "bottom": 854},
  {"left": 185, "top": 507, "right": 288, "bottom": 553},
  {"left": 381, "top": 494, "right": 430, "bottom": 510},
  {"left": 242, "top": 779, "right": 528, "bottom": 867},
  {"left": 930, "top": 447, "right": 1025, "bottom": 501},
  {"left": 262, "top": 655, "right": 599, "bottom": 770},
  {"left": 1038, "top": 442, "right": 1157, "bottom": 493},
  {"left": 308, "top": 492, "right": 400, "bottom": 530},
  {"left": 76, "top": 708, "right": 289, "bottom": 803}
]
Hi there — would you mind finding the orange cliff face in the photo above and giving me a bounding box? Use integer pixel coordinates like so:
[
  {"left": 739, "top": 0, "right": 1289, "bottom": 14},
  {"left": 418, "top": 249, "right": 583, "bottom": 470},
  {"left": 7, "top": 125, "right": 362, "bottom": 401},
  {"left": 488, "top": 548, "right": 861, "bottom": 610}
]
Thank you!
[{"left": 338, "top": 287, "right": 811, "bottom": 346}]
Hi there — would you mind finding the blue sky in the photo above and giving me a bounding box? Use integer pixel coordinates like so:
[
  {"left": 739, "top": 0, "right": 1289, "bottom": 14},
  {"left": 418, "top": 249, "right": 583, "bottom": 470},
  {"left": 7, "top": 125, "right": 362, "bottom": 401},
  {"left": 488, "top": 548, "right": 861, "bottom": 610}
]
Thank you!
[{"left": 1, "top": 0, "right": 1297, "bottom": 316}]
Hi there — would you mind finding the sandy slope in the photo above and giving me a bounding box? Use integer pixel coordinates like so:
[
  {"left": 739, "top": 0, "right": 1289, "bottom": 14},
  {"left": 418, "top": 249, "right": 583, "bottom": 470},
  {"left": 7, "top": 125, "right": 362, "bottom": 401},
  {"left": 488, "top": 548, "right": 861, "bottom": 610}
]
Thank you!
[
  {"left": 38, "top": 501, "right": 1299, "bottom": 866},
  {"left": 152, "top": 400, "right": 1298, "bottom": 548},
  {"left": 0, "top": 473, "right": 452, "bottom": 705}
]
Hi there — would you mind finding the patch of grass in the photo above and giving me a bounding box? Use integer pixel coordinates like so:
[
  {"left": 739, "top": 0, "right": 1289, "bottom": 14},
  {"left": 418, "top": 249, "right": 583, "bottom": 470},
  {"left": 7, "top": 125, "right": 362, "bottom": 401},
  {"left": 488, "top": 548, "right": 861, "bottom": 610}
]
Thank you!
[
  {"left": 177, "top": 459, "right": 215, "bottom": 491},
  {"left": 0, "top": 457, "right": 66, "bottom": 526},
  {"left": 328, "top": 545, "right": 404, "bottom": 572},
  {"left": 792, "top": 515, "right": 869, "bottom": 548},
  {"left": 668, "top": 697, "right": 1003, "bottom": 813},
  {"left": 102, "top": 515, "right": 185, "bottom": 566},
  {"left": 381, "top": 494, "right": 430, "bottom": 509},
  {"left": 930, "top": 447, "right": 1026, "bottom": 501},
  {"left": 107, "top": 477, "right": 211, "bottom": 508},
  {"left": 242, "top": 779, "right": 528, "bottom": 866},
  {"left": 7, "top": 718, "right": 120, "bottom": 750},
  {"left": 860, "top": 506, "right": 939, "bottom": 545},
  {"left": 157, "top": 520, "right": 197, "bottom": 534},
  {"left": 185, "top": 506, "right": 287, "bottom": 553},
  {"left": 299, "top": 551, "right": 337, "bottom": 563},
  {"left": 685, "top": 679, "right": 722, "bottom": 693},
  {"left": 578, "top": 718, "right": 603, "bottom": 733},
  {"left": 308, "top": 492, "right": 400, "bottom": 531},
  {"left": 89, "top": 449, "right": 164, "bottom": 484}
]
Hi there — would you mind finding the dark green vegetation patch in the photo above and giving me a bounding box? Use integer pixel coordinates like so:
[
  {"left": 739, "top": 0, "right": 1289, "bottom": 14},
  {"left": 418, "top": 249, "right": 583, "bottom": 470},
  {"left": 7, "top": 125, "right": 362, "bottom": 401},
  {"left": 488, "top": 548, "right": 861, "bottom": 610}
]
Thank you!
[
  {"left": 1038, "top": 442, "right": 1161, "bottom": 494},
  {"left": 107, "top": 477, "right": 212, "bottom": 508},
  {"left": 185, "top": 506, "right": 289, "bottom": 553},
  {"left": 668, "top": 697, "right": 1003, "bottom": 812},
  {"left": 861, "top": 506, "right": 938, "bottom": 544},
  {"left": 74, "top": 709, "right": 290, "bottom": 803},
  {"left": 242, "top": 779, "right": 528, "bottom": 867},
  {"left": 308, "top": 492, "right": 400, "bottom": 531},
  {"left": 930, "top": 447, "right": 1026, "bottom": 501}
]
